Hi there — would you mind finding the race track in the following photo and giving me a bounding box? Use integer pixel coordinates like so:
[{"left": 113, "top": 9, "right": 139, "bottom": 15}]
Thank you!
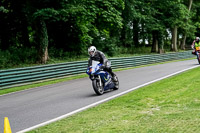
[{"left": 0, "top": 59, "right": 198, "bottom": 133}]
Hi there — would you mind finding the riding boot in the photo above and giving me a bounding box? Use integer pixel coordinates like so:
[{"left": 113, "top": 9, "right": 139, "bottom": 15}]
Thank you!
[{"left": 106, "top": 67, "right": 117, "bottom": 82}]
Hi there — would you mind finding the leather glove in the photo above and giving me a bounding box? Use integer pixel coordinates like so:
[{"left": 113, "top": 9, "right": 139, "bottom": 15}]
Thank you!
[
  {"left": 89, "top": 75, "right": 94, "bottom": 80},
  {"left": 100, "top": 64, "right": 105, "bottom": 69}
]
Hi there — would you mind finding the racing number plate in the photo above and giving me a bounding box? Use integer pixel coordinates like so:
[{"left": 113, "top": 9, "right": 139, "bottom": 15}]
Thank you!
[{"left": 196, "top": 47, "right": 200, "bottom": 50}]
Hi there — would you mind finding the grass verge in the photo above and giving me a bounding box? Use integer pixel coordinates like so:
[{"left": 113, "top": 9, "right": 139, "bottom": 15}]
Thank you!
[
  {"left": 0, "top": 74, "right": 87, "bottom": 96},
  {"left": 28, "top": 63, "right": 200, "bottom": 133}
]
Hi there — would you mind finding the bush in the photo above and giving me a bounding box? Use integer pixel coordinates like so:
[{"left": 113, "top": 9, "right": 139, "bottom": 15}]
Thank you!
[
  {"left": 117, "top": 46, "right": 152, "bottom": 55},
  {"left": 0, "top": 47, "right": 37, "bottom": 69},
  {"left": 102, "top": 42, "right": 118, "bottom": 56},
  {"left": 92, "top": 37, "right": 119, "bottom": 57},
  {"left": 0, "top": 45, "right": 154, "bottom": 69}
]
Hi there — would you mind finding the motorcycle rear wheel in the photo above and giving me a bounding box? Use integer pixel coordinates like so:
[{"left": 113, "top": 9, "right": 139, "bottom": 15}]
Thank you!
[
  {"left": 92, "top": 79, "right": 104, "bottom": 95},
  {"left": 197, "top": 52, "right": 200, "bottom": 64}
]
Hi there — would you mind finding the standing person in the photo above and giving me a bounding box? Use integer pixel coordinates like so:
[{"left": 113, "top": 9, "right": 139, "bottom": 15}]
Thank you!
[{"left": 87, "top": 46, "right": 116, "bottom": 78}]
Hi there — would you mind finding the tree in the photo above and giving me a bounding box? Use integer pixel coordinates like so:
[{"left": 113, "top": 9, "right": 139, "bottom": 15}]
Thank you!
[
  {"left": 121, "top": 0, "right": 157, "bottom": 49},
  {"left": 2, "top": 0, "right": 200, "bottom": 68},
  {"left": 181, "top": 0, "right": 193, "bottom": 50},
  {"left": 163, "top": 1, "right": 189, "bottom": 51},
  {"left": 35, "top": 18, "right": 49, "bottom": 63}
]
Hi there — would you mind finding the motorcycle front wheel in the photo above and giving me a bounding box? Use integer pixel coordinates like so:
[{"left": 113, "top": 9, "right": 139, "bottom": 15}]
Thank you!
[{"left": 92, "top": 79, "right": 104, "bottom": 95}]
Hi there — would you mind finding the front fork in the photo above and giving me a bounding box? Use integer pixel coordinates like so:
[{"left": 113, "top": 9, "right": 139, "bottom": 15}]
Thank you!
[
  {"left": 98, "top": 75, "right": 102, "bottom": 87},
  {"left": 90, "top": 75, "right": 102, "bottom": 87}
]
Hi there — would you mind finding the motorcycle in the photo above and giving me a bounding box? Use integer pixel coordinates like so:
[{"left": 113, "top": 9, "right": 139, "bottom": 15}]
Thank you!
[
  {"left": 86, "top": 60, "right": 119, "bottom": 95},
  {"left": 195, "top": 46, "right": 200, "bottom": 64}
]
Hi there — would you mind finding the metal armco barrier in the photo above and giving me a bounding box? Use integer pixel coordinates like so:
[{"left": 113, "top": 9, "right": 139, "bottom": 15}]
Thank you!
[{"left": 0, "top": 51, "right": 195, "bottom": 89}]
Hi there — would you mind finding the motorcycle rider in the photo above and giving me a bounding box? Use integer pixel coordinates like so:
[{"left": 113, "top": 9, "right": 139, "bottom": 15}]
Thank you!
[
  {"left": 191, "top": 37, "right": 199, "bottom": 55},
  {"left": 192, "top": 37, "right": 200, "bottom": 59},
  {"left": 88, "top": 46, "right": 116, "bottom": 78},
  {"left": 191, "top": 37, "right": 200, "bottom": 55}
]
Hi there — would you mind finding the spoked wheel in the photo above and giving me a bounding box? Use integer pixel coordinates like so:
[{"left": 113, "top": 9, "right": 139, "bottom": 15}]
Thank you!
[
  {"left": 112, "top": 75, "right": 119, "bottom": 90},
  {"left": 92, "top": 79, "right": 104, "bottom": 95}
]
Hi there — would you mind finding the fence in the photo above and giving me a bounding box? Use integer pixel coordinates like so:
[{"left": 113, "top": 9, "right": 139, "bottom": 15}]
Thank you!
[{"left": 0, "top": 51, "right": 194, "bottom": 89}]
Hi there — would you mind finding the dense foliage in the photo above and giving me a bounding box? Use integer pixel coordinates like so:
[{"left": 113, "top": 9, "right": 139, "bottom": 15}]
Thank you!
[{"left": 0, "top": 0, "right": 199, "bottom": 68}]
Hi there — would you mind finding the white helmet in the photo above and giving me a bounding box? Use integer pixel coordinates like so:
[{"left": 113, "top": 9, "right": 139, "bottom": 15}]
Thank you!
[{"left": 88, "top": 46, "right": 96, "bottom": 57}]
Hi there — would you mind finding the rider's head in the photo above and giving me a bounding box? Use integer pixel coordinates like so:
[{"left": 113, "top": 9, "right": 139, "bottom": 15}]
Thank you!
[
  {"left": 88, "top": 46, "right": 96, "bottom": 57},
  {"left": 196, "top": 37, "right": 200, "bottom": 42}
]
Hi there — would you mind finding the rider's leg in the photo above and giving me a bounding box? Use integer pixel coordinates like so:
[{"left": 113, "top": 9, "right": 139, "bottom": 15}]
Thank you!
[
  {"left": 196, "top": 51, "right": 199, "bottom": 59},
  {"left": 105, "top": 67, "right": 115, "bottom": 77}
]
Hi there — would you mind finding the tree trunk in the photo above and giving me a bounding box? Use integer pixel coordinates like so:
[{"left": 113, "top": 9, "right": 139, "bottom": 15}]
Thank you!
[
  {"left": 151, "top": 31, "right": 158, "bottom": 53},
  {"left": 133, "top": 20, "right": 139, "bottom": 47},
  {"left": 181, "top": 0, "right": 193, "bottom": 50},
  {"left": 158, "top": 32, "right": 165, "bottom": 54},
  {"left": 35, "top": 18, "right": 49, "bottom": 64},
  {"left": 120, "top": 23, "right": 126, "bottom": 47},
  {"left": 181, "top": 35, "right": 186, "bottom": 50},
  {"left": 172, "top": 26, "right": 178, "bottom": 52},
  {"left": 188, "top": 0, "right": 193, "bottom": 11},
  {"left": 142, "top": 22, "right": 145, "bottom": 46},
  {"left": 39, "top": 46, "right": 48, "bottom": 64}
]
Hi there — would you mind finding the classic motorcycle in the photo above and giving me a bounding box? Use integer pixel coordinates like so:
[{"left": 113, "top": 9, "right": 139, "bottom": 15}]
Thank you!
[{"left": 86, "top": 60, "right": 119, "bottom": 95}]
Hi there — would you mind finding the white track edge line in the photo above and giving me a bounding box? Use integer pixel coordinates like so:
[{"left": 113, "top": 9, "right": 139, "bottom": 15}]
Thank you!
[{"left": 16, "top": 65, "right": 199, "bottom": 133}]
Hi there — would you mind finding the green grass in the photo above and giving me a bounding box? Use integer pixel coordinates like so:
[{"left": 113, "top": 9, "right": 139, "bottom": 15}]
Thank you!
[{"left": 28, "top": 65, "right": 200, "bottom": 133}]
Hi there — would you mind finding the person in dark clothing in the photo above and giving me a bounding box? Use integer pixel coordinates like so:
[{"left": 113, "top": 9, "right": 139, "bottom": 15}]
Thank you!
[{"left": 88, "top": 46, "right": 115, "bottom": 77}]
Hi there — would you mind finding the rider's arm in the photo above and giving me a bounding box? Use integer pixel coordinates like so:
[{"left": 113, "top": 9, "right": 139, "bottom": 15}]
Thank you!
[
  {"left": 192, "top": 40, "right": 195, "bottom": 49},
  {"left": 99, "top": 51, "right": 108, "bottom": 65},
  {"left": 88, "top": 58, "right": 92, "bottom": 67}
]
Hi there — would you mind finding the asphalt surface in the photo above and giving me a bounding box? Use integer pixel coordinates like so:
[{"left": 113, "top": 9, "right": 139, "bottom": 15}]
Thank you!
[{"left": 0, "top": 59, "right": 198, "bottom": 133}]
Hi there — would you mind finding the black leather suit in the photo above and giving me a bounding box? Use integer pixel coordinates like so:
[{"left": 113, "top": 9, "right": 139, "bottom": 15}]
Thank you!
[{"left": 88, "top": 50, "right": 115, "bottom": 76}]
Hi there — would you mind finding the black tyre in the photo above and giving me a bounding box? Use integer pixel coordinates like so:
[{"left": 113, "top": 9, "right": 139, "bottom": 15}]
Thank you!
[
  {"left": 113, "top": 76, "right": 119, "bottom": 90},
  {"left": 198, "top": 53, "right": 200, "bottom": 64},
  {"left": 92, "top": 79, "right": 104, "bottom": 95}
]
